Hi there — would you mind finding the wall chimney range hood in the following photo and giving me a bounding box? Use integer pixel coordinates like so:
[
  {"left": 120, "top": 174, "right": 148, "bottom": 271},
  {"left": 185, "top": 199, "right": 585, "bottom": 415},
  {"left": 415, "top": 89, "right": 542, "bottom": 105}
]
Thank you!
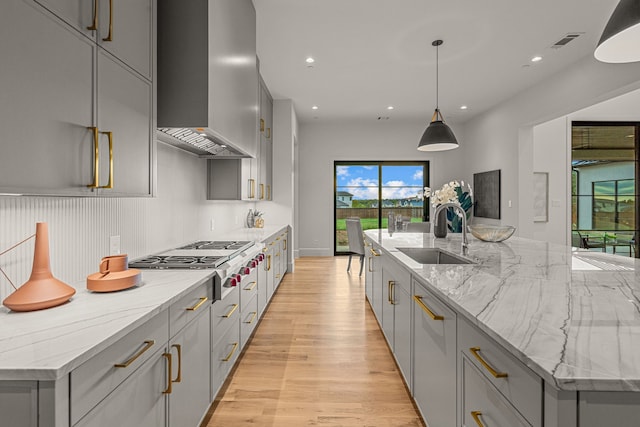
[{"left": 157, "top": 0, "right": 258, "bottom": 159}]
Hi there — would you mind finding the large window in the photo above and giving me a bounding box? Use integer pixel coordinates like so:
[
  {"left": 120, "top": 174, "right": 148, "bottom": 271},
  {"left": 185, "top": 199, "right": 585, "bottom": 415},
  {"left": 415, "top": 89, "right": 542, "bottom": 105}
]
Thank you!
[
  {"left": 572, "top": 122, "right": 639, "bottom": 257},
  {"left": 334, "top": 161, "right": 429, "bottom": 254}
]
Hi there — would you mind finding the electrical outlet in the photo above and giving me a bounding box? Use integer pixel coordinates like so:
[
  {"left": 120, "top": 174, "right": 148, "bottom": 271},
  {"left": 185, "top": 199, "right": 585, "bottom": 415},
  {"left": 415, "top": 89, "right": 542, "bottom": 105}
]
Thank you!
[
  {"left": 210, "top": 219, "right": 215, "bottom": 231},
  {"left": 508, "top": 200, "right": 512, "bottom": 208},
  {"left": 235, "top": 215, "right": 239, "bottom": 225},
  {"left": 110, "top": 235, "right": 121, "bottom": 255}
]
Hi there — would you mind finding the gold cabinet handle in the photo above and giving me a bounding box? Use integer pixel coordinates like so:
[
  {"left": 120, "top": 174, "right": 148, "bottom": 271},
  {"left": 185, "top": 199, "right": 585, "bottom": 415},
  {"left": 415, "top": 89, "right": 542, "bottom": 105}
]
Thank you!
[
  {"left": 186, "top": 297, "right": 208, "bottom": 311},
  {"left": 245, "top": 311, "right": 258, "bottom": 324},
  {"left": 267, "top": 254, "right": 272, "bottom": 271},
  {"left": 114, "top": 340, "right": 155, "bottom": 368},
  {"left": 249, "top": 179, "right": 255, "bottom": 198},
  {"left": 260, "top": 183, "right": 264, "bottom": 200},
  {"left": 162, "top": 352, "right": 172, "bottom": 394},
  {"left": 260, "top": 118, "right": 265, "bottom": 132},
  {"left": 470, "top": 347, "right": 508, "bottom": 378},
  {"left": 87, "top": 0, "right": 99, "bottom": 30},
  {"left": 283, "top": 239, "right": 287, "bottom": 250},
  {"left": 370, "top": 248, "right": 380, "bottom": 257},
  {"left": 171, "top": 344, "right": 182, "bottom": 383},
  {"left": 267, "top": 185, "right": 271, "bottom": 200},
  {"left": 222, "top": 304, "right": 239, "bottom": 318},
  {"left": 471, "top": 411, "right": 484, "bottom": 427},
  {"left": 388, "top": 281, "right": 396, "bottom": 305},
  {"left": 99, "top": 131, "right": 113, "bottom": 189},
  {"left": 368, "top": 257, "right": 373, "bottom": 272},
  {"left": 413, "top": 295, "right": 444, "bottom": 321},
  {"left": 87, "top": 126, "right": 99, "bottom": 188},
  {"left": 222, "top": 342, "right": 239, "bottom": 362},
  {"left": 266, "top": 127, "right": 271, "bottom": 139},
  {"left": 244, "top": 281, "right": 257, "bottom": 291},
  {"left": 102, "top": 0, "right": 113, "bottom": 41}
]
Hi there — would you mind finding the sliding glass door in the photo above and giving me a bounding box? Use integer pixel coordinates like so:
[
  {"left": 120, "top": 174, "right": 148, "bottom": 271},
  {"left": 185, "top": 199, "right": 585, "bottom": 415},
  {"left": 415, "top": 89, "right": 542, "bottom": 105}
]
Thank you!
[{"left": 334, "top": 161, "right": 429, "bottom": 254}]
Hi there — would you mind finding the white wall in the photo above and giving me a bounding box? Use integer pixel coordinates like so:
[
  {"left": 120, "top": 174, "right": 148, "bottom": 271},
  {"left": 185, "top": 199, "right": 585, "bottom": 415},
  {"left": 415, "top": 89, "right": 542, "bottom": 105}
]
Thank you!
[
  {"left": 297, "top": 119, "right": 467, "bottom": 256},
  {"left": 460, "top": 55, "right": 640, "bottom": 244},
  {"left": 0, "top": 142, "right": 254, "bottom": 301}
]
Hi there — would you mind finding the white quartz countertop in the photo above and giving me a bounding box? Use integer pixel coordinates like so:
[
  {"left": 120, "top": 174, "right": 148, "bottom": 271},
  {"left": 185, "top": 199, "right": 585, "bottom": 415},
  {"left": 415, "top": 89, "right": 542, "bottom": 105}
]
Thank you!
[
  {"left": 365, "top": 229, "right": 640, "bottom": 392},
  {"left": 212, "top": 224, "right": 289, "bottom": 243}
]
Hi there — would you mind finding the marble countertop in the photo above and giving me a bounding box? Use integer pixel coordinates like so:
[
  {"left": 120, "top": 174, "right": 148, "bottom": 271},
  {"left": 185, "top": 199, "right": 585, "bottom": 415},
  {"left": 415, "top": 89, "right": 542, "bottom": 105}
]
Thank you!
[
  {"left": 0, "top": 226, "right": 288, "bottom": 382},
  {"left": 365, "top": 229, "right": 640, "bottom": 392},
  {"left": 213, "top": 224, "right": 289, "bottom": 243}
]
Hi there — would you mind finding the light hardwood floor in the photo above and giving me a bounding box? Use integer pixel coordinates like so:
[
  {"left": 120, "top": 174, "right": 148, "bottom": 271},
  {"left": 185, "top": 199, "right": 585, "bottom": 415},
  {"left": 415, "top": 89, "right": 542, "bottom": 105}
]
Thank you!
[{"left": 202, "top": 256, "right": 425, "bottom": 427}]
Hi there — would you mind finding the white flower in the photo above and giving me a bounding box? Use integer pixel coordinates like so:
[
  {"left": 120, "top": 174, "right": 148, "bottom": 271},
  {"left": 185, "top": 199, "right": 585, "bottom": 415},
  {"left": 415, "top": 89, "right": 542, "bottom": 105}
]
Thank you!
[{"left": 430, "top": 180, "right": 472, "bottom": 208}]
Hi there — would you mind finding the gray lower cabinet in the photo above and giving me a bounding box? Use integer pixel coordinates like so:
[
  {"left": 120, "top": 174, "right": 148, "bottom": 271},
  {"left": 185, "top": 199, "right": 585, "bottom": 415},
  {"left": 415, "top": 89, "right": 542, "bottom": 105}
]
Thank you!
[
  {"left": 461, "top": 357, "right": 531, "bottom": 427},
  {"left": 211, "top": 286, "right": 241, "bottom": 398},
  {"left": 366, "top": 241, "right": 383, "bottom": 323},
  {"left": 0, "top": 381, "right": 37, "bottom": 427},
  {"left": 257, "top": 252, "right": 268, "bottom": 316},
  {"left": 412, "top": 279, "right": 457, "bottom": 427}
]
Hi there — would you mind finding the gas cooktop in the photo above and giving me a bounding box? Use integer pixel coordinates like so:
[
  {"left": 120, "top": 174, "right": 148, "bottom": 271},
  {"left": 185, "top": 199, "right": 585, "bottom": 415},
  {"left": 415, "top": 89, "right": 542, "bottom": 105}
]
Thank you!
[
  {"left": 128, "top": 255, "right": 228, "bottom": 269},
  {"left": 177, "top": 240, "right": 253, "bottom": 251}
]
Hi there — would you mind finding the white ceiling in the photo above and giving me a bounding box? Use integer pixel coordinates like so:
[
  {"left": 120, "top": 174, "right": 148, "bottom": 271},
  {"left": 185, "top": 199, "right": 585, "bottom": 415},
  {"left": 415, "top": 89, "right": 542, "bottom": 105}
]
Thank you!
[{"left": 254, "top": 0, "right": 620, "bottom": 125}]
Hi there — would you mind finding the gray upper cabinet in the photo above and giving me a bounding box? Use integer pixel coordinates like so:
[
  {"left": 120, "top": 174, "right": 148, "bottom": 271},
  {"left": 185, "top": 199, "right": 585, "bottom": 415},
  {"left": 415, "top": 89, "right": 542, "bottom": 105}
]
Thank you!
[
  {"left": 259, "top": 76, "right": 273, "bottom": 201},
  {"left": 0, "top": 0, "right": 95, "bottom": 196},
  {"left": 35, "top": 0, "right": 153, "bottom": 79},
  {"left": 0, "top": 0, "right": 154, "bottom": 197}
]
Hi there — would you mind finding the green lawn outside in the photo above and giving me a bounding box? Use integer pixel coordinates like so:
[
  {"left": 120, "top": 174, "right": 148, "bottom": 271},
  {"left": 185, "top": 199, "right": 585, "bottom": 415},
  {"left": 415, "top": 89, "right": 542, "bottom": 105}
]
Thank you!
[{"left": 336, "top": 217, "right": 421, "bottom": 230}]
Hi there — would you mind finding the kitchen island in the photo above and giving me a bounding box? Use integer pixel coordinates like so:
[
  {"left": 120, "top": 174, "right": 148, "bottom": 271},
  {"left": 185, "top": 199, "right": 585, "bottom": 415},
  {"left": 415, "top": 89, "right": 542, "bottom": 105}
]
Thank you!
[{"left": 365, "top": 229, "right": 640, "bottom": 427}]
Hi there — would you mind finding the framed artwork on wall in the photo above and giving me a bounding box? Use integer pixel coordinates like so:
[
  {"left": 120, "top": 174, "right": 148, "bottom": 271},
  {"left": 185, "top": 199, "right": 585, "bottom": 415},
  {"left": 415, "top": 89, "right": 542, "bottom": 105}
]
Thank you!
[
  {"left": 533, "top": 172, "right": 548, "bottom": 222},
  {"left": 473, "top": 170, "right": 501, "bottom": 219}
]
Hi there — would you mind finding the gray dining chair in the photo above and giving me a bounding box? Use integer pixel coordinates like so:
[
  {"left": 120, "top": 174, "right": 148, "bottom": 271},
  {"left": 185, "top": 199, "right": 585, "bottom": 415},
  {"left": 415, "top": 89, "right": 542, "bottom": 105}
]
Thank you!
[{"left": 345, "top": 217, "right": 365, "bottom": 276}]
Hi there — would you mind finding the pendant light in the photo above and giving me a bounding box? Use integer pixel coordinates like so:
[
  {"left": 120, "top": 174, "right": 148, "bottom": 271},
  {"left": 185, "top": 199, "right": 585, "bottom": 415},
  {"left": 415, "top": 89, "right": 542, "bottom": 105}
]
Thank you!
[
  {"left": 418, "top": 39, "right": 459, "bottom": 151},
  {"left": 594, "top": 0, "right": 640, "bottom": 63}
]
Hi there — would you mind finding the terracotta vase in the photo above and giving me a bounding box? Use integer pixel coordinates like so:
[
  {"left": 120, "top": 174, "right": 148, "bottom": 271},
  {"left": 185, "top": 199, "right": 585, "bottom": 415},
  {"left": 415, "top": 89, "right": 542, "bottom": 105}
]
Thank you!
[{"left": 3, "top": 223, "right": 76, "bottom": 312}]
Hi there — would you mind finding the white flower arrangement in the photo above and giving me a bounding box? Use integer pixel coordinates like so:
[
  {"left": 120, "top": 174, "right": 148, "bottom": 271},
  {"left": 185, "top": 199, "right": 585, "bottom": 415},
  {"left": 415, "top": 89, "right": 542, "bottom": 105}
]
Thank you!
[{"left": 423, "top": 180, "right": 473, "bottom": 208}]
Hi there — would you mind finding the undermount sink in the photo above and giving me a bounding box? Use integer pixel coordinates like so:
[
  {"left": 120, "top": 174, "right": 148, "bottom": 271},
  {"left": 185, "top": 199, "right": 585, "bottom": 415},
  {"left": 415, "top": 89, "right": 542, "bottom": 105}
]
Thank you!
[{"left": 397, "top": 247, "right": 475, "bottom": 265}]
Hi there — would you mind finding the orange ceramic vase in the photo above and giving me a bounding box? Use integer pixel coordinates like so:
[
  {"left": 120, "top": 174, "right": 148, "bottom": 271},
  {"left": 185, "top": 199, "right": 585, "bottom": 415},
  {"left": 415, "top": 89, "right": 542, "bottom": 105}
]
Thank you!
[{"left": 2, "top": 223, "right": 76, "bottom": 312}]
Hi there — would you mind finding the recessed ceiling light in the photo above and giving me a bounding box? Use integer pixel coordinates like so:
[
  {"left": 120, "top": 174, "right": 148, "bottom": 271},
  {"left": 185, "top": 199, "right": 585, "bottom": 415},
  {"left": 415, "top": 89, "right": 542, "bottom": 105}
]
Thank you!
[
  {"left": 312, "top": 105, "right": 318, "bottom": 110},
  {"left": 387, "top": 106, "right": 394, "bottom": 110},
  {"left": 531, "top": 56, "right": 543, "bottom": 62},
  {"left": 220, "top": 144, "right": 227, "bottom": 148},
  {"left": 306, "top": 57, "right": 315, "bottom": 64},
  {"left": 460, "top": 105, "right": 468, "bottom": 110}
]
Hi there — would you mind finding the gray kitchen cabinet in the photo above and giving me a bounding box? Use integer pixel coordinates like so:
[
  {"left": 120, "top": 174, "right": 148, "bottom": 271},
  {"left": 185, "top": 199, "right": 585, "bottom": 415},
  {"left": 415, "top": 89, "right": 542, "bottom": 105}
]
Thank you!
[
  {"left": 97, "top": 50, "right": 153, "bottom": 196},
  {"left": 207, "top": 158, "right": 258, "bottom": 201},
  {"left": 413, "top": 279, "right": 457, "bottom": 427},
  {"left": 167, "top": 307, "right": 211, "bottom": 427},
  {"left": 0, "top": 381, "right": 37, "bottom": 427},
  {"left": 0, "top": 0, "right": 153, "bottom": 197},
  {"left": 211, "top": 285, "right": 241, "bottom": 398},
  {"left": 365, "top": 238, "right": 383, "bottom": 324},
  {"left": 35, "top": 0, "right": 152, "bottom": 79},
  {"left": 0, "top": 0, "right": 94, "bottom": 196},
  {"left": 381, "top": 255, "right": 412, "bottom": 386},
  {"left": 461, "top": 357, "right": 531, "bottom": 427},
  {"left": 257, "top": 251, "right": 268, "bottom": 316},
  {"left": 258, "top": 76, "right": 273, "bottom": 201},
  {"left": 239, "top": 264, "right": 259, "bottom": 349}
]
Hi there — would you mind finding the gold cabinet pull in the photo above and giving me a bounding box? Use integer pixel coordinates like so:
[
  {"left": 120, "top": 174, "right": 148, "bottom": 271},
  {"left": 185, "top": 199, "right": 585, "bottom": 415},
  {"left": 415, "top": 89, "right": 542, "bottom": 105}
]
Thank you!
[
  {"left": 260, "top": 118, "right": 265, "bottom": 132},
  {"left": 102, "top": 0, "right": 113, "bottom": 41},
  {"left": 87, "top": 0, "right": 99, "bottom": 30},
  {"left": 171, "top": 344, "right": 182, "bottom": 383},
  {"left": 368, "top": 257, "right": 373, "bottom": 272},
  {"left": 370, "top": 248, "right": 380, "bottom": 257},
  {"left": 470, "top": 411, "right": 484, "bottom": 427},
  {"left": 114, "top": 340, "right": 155, "bottom": 368},
  {"left": 267, "top": 184, "right": 271, "bottom": 200},
  {"left": 260, "top": 183, "right": 264, "bottom": 200},
  {"left": 222, "top": 304, "right": 238, "bottom": 318},
  {"left": 99, "top": 131, "right": 113, "bottom": 189},
  {"left": 388, "top": 281, "right": 396, "bottom": 305},
  {"left": 162, "top": 352, "right": 172, "bottom": 394},
  {"left": 222, "top": 342, "right": 239, "bottom": 362},
  {"left": 249, "top": 179, "right": 255, "bottom": 198},
  {"left": 413, "top": 295, "right": 444, "bottom": 321},
  {"left": 470, "top": 347, "right": 508, "bottom": 378},
  {"left": 87, "top": 127, "right": 100, "bottom": 188},
  {"left": 266, "top": 127, "right": 271, "bottom": 139},
  {"left": 283, "top": 239, "right": 287, "bottom": 250},
  {"left": 245, "top": 311, "right": 258, "bottom": 324},
  {"left": 267, "top": 254, "right": 272, "bottom": 271},
  {"left": 244, "top": 281, "right": 257, "bottom": 291},
  {"left": 186, "top": 296, "right": 208, "bottom": 311}
]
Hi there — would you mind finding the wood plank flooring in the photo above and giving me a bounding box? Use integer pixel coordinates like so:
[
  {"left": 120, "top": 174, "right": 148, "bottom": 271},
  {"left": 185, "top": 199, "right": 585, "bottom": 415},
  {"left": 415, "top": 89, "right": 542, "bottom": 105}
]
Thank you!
[{"left": 202, "top": 256, "right": 425, "bottom": 427}]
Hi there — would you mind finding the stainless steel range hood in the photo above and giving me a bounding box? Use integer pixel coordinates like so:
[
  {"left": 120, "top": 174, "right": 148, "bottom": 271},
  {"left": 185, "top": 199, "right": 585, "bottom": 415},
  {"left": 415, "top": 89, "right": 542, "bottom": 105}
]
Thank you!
[{"left": 157, "top": 0, "right": 258, "bottom": 159}]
